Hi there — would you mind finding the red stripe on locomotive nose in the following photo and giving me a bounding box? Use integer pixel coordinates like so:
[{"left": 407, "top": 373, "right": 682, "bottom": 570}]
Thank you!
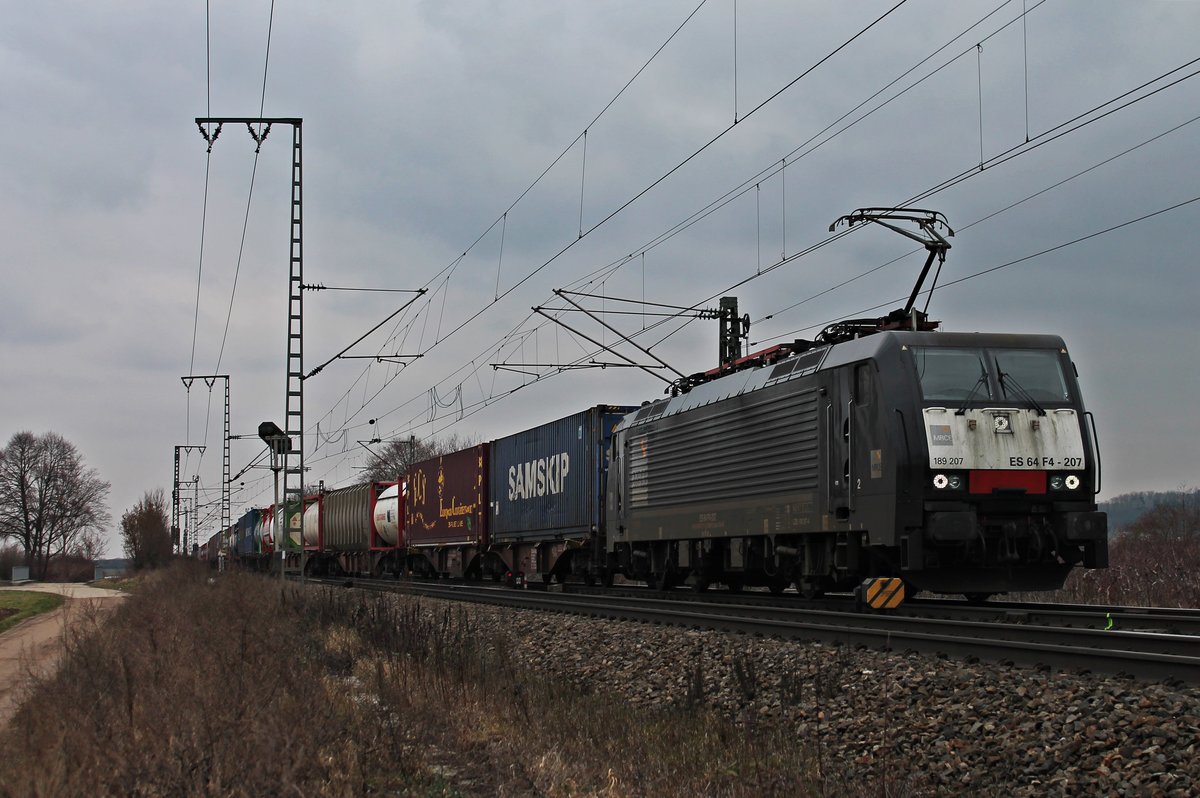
[{"left": 969, "top": 470, "right": 1047, "bottom": 495}]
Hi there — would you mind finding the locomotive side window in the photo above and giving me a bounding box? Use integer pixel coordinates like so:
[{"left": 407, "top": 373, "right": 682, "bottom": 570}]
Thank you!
[
  {"left": 994, "top": 349, "right": 1071, "bottom": 403},
  {"left": 911, "top": 347, "right": 992, "bottom": 402},
  {"left": 855, "top": 364, "right": 873, "bottom": 405}
]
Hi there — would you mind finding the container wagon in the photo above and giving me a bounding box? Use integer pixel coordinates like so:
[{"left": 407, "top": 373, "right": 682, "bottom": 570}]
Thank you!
[
  {"left": 405, "top": 445, "right": 489, "bottom": 578},
  {"left": 308, "top": 481, "right": 403, "bottom": 576},
  {"left": 488, "top": 404, "right": 634, "bottom": 584}
]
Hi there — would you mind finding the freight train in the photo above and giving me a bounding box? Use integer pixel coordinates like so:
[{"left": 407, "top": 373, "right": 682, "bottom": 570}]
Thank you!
[
  {"left": 204, "top": 405, "right": 634, "bottom": 587},
  {"left": 201, "top": 211, "right": 1109, "bottom": 599},
  {"left": 202, "top": 324, "right": 1107, "bottom": 599}
]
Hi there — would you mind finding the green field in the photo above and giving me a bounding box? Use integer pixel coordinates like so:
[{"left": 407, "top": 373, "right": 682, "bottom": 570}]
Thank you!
[{"left": 0, "top": 590, "right": 65, "bottom": 635}]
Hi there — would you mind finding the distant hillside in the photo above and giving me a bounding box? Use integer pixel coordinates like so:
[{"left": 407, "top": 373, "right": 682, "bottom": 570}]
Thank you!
[{"left": 1101, "top": 489, "right": 1199, "bottom": 531}]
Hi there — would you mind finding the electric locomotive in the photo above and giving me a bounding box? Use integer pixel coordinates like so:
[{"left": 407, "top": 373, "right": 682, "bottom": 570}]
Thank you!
[{"left": 603, "top": 209, "right": 1107, "bottom": 598}]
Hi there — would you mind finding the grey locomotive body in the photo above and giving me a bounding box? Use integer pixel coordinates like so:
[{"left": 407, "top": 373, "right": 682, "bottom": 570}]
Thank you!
[{"left": 605, "top": 330, "right": 1107, "bottom": 597}]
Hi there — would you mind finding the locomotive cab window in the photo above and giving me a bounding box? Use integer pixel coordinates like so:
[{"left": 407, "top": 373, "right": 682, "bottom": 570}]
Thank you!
[
  {"left": 993, "top": 349, "right": 1071, "bottom": 403},
  {"left": 911, "top": 347, "right": 992, "bottom": 403},
  {"left": 855, "top": 363, "right": 873, "bottom": 405}
]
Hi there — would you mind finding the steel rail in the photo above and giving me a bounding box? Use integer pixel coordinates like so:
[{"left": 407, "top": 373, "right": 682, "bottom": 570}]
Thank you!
[
  {"left": 562, "top": 583, "right": 1200, "bottom": 636},
  {"left": 307, "top": 577, "right": 1200, "bottom": 684}
]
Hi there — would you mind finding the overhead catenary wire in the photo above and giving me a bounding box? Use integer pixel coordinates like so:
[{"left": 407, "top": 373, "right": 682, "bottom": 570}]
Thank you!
[
  {"left": 298, "top": 2, "right": 731, "bottom": 460},
  {"left": 205, "top": 2, "right": 1032, "bottom": 518},
  {"left": 482, "top": 51, "right": 1200, "bottom": 397},
  {"left": 185, "top": 0, "right": 279, "bottom": 527},
  {"left": 303, "top": 1, "right": 946, "bottom": 470},
  {"left": 755, "top": 110, "right": 1200, "bottom": 330},
  {"left": 187, "top": 0, "right": 216, "bottom": 444},
  {"left": 550, "top": 0, "right": 1037, "bottom": 309},
  {"left": 298, "top": 1, "right": 922, "bottom": 466},
  {"left": 636, "top": 54, "right": 1200, "bottom": 353},
  {"left": 759, "top": 194, "right": 1200, "bottom": 345},
  {"left": 293, "top": 4, "right": 1190, "bottom": 498}
]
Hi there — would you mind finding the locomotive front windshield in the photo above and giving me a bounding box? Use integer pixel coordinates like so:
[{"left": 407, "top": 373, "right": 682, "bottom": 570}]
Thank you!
[
  {"left": 993, "top": 348, "right": 1071, "bottom": 402},
  {"left": 912, "top": 347, "right": 992, "bottom": 402},
  {"left": 911, "top": 345, "right": 1072, "bottom": 405}
]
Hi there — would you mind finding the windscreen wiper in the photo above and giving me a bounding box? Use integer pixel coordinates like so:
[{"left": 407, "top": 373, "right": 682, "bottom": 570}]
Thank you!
[
  {"left": 955, "top": 371, "right": 989, "bottom": 415},
  {"left": 996, "top": 360, "right": 1046, "bottom": 416}
]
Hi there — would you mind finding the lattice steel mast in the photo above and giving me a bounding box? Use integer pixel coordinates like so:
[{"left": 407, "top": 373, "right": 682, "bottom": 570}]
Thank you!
[{"left": 196, "top": 117, "right": 304, "bottom": 564}]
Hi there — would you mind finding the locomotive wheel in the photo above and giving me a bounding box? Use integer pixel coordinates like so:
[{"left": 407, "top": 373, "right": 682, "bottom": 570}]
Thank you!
[
  {"left": 692, "top": 577, "right": 710, "bottom": 593},
  {"left": 798, "top": 581, "right": 826, "bottom": 600},
  {"left": 725, "top": 580, "right": 743, "bottom": 593},
  {"left": 601, "top": 570, "right": 614, "bottom": 588},
  {"left": 964, "top": 592, "right": 993, "bottom": 604},
  {"left": 768, "top": 578, "right": 789, "bottom": 595},
  {"left": 584, "top": 572, "right": 596, "bottom": 587}
]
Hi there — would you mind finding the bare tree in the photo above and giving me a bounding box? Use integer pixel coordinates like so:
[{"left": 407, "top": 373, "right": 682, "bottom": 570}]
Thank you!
[
  {"left": 357, "top": 433, "right": 478, "bottom": 484},
  {"left": 121, "top": 489, "right": 173, "bottom": 570},
  {"left": 0, "top": 431, "right": 111, "bottom": 579}
]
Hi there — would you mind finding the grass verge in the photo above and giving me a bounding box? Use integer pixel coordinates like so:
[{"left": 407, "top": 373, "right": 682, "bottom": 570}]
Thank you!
[
  {"left": 87, "top": 576, "right": 141, "bottom": 592},
  {"left": 0, "top": 590, "right": 65, "bottom": 635}
]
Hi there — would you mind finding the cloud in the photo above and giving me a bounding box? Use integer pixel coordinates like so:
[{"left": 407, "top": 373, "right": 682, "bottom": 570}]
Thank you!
[{"left": 2, "top": 1, "right": 1198, "bottom": 556}]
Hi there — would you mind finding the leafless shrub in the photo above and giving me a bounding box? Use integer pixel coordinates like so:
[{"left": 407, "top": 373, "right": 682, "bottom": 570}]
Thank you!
[
  {"left": 0, "top": 542, "right": 24, "bottom": 580},
  {"left": 121, "top": 488, "right": 173, "bottom": 570},
  {"left": 684, "top": 644, "right": 706, "bottom": 709},
  {"left": 1020, "top": 500, "right": 1200, "bottom": 608},
  {"left": 732, "top": 650, "right": 759, "bottom": 701}
]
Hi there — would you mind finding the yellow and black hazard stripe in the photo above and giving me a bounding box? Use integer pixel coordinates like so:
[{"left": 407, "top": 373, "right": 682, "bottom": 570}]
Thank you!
[{"left": 862, "top": 577, "right": 905, "bottom": 609}]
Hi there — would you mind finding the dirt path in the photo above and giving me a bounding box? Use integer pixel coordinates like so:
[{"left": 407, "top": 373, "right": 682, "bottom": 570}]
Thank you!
[{"left": 0, "top": 583, "right": 129, "bottom": 728}]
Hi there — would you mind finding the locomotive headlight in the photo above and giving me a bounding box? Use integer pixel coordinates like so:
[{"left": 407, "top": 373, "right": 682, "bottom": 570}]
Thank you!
[
  {"left": 1049, "top": 475, "right": 1065, "bottom": 491},
  {"left": 1065, "top": 475, "right": 1081, "bottom": 490},
  {"left": 932, "top": 473, "right": 963, "bottom": 490}
]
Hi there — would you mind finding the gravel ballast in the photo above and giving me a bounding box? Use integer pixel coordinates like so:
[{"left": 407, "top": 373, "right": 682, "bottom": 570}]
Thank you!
[{"left": 433, "top": 597, "right": 1200, "bottom": 796}]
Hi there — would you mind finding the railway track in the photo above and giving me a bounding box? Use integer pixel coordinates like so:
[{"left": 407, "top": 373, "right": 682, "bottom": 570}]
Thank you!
[
  {"left": 564, "top": 584, "right": 1200, "bottom": 636},
  {"left": 304, "top": 576, "right": 1200, "bottom": 684}
]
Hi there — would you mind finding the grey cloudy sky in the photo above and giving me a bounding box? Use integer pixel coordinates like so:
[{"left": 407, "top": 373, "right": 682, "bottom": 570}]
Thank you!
[{"left": 2, "top": 1, "right": 1197, "bottom": 555}]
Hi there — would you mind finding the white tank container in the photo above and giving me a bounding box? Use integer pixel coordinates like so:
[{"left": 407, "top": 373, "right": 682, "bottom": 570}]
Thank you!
[
  {"left": 373, "top": 482, "right": 402, "bottom": 546},
  {"left": 303, "top": 499, "right": 321, "bottom": 546}
]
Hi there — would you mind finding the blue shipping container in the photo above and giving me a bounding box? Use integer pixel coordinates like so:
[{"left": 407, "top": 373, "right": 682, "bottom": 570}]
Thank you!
[
  {"left": 489, "top": 404, "right": 635, "bottom": 543},
  {"left": 235, "top": 508, "right": 261, "bottom": 556}
]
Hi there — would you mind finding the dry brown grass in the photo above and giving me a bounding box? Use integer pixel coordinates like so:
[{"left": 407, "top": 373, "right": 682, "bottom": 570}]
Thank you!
[
  {"left": 0, "top": 567, "right": 427, "bottom": 796},
  {"left": 1026, "top": 501, "right": 1200, "bottom": 607},
  {"left": 1, "top": 564, "right": 823, "bottom": 796}
]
